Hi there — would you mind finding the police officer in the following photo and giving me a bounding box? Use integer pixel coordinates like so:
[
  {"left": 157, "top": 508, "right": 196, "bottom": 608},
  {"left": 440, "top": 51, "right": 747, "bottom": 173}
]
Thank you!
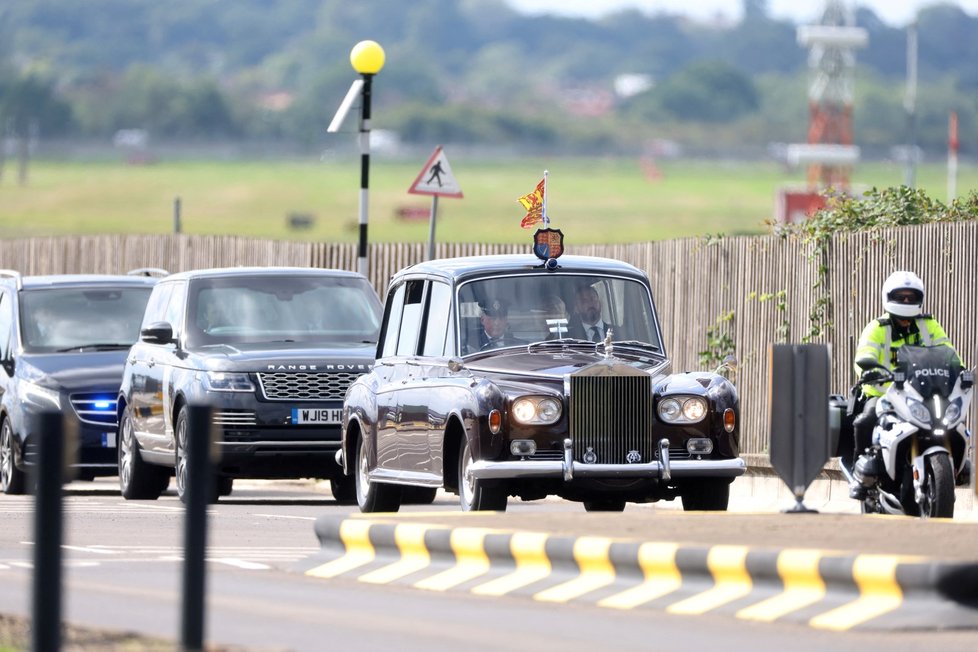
[{"left": 848, "top": 270, "right": 959, "bottom": 498}]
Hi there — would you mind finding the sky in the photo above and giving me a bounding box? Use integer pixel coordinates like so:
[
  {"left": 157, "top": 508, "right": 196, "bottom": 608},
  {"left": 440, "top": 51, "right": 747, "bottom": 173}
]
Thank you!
[{"left": 506, "top": 0, "right": 978, "bottom": 26}]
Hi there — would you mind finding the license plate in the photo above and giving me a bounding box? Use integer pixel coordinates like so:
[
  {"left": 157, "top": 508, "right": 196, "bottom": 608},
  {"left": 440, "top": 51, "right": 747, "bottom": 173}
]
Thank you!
[{"left": 291, "top": 408, "right": 343, "bottom": 425}]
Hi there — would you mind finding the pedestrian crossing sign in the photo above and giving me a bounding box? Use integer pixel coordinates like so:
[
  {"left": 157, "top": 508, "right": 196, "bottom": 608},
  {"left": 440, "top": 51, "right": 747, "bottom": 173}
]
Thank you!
[{"left": 408, "top": 145, "right": 463, "bottom": 198}]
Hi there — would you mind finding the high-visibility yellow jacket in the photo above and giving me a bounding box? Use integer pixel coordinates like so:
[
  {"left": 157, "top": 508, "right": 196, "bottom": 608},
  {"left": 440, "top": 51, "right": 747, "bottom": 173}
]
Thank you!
[{"left": 853, "top": 315, "right": 958, "bottom": 397}]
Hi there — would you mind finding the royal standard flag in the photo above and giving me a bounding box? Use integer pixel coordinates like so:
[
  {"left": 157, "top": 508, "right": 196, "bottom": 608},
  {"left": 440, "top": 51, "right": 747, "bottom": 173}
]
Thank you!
[{"left": 517, "top": 178, "right": 545, "bottom": 228}]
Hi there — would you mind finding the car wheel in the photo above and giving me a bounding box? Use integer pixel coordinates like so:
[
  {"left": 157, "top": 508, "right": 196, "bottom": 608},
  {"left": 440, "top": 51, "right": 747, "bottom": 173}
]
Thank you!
[
  {"left": 175, "top": 407, "right": 218, "bottom": 504},
  {"left": 118, "top": 407, "right": 167, "bottom": 500},
  {"left": 583, "top": 499, "right": 626, "bottom": 512},
  {"left": 458, "top": 437, "right": 507, "bottom": 512},
  {"left": 680, "top": 479, "right": 730, "bottom": 511},
  {"left": 401, "top": 486, "right": 438, "bottom": 505},
  {"left": 1, "top": 419, "right": 26, "bottom": 495},
  {"left": 330, "top": 474, "right": 357, "bottom": 505},
  {"left": 355, "top": 434, "right": 400, "bottom": 513}
]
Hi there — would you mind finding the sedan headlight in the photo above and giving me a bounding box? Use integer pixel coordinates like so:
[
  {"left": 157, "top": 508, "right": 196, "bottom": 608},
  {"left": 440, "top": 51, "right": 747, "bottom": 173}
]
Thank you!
[
  {"left": 21, "top": 381, "right": 62, "bottom": 410},
  {"left": 658, "top": 395, "right": 708, "bottom": 424},
  {"left": 511, "top": 396, "right": 562, "bottom": 425},
  {"left": 907, "top": 399, "right": 931, "bottom": 426},
  {"left": 202, "top": 372, "right": 255, "bottom": 392}
]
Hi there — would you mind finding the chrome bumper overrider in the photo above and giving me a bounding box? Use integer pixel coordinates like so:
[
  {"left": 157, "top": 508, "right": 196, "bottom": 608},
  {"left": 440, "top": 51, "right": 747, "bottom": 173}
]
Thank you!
[{"left": 468, "top": 438, "right": 746, "bottom": 481}]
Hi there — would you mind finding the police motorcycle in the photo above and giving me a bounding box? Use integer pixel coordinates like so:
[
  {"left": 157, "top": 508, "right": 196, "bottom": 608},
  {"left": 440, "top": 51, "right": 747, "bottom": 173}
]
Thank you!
[{"left": 836, "top": 345, "right": 973, "bottom": 518}]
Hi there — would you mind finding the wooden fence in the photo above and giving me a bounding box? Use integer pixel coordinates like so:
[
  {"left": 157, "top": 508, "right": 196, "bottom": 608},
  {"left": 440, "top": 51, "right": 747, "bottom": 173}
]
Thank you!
[{"left": 2, "top": 224, "right": 975, "bottom": 457}]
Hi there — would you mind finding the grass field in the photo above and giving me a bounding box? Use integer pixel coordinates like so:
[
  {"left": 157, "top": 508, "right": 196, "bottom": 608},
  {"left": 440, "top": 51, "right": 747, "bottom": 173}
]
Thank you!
[{"left": 1, "top": 157, "right": 974, "bottom": 243}]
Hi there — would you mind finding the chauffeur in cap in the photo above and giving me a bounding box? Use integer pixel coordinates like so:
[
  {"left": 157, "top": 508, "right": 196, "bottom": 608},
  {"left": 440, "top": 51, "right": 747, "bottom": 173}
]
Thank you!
[{"left": 477, "top": 298, "right": 526, "bottom": 351}]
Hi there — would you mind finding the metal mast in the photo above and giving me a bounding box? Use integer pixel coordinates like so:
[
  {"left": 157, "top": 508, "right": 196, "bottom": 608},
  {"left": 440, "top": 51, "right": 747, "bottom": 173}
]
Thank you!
[{"left": 789, "top": 1, "right": 868, "bottom": 190}]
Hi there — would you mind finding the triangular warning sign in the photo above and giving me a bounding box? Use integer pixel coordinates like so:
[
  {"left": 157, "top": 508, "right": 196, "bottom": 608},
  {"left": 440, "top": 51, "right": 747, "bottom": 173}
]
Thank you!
[{"left": 408, "top": 146, "right": 463, "bottom": 198}]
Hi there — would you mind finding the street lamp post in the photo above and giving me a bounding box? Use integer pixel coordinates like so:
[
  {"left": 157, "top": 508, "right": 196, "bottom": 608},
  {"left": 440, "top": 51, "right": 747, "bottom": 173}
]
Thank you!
[{"left": 349, "top": 40, "right": 385, "bottom": 280}]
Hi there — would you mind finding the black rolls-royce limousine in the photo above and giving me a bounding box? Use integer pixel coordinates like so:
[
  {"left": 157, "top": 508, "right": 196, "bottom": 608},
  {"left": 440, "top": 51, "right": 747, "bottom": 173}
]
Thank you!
[{"left": 337, "top": 254, "right": 745, "bottom": 512}]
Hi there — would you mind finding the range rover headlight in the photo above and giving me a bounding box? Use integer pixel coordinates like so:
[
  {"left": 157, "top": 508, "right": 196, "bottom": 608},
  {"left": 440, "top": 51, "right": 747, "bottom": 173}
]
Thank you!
[
  {"left": 203, "top": 371, "right": 255, "bottom": 392},
  {"left": 512, "top": 397, "right": 562, "bottom": 425},
  {"left": 658, "top": 396, "right": 708, "bottom": 424}
]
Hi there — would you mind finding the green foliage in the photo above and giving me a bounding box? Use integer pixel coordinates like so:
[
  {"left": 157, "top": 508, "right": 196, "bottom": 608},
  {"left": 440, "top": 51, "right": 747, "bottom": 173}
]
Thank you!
[
  {"left": 776, "top": 186, "right": 978, "bottom": 341},
  {"left": 698, "top": 310, "right": 736, "bottom": 368}
]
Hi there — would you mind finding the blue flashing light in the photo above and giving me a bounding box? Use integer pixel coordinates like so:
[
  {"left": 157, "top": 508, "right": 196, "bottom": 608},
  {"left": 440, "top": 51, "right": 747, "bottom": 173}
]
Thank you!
[{"left": 93, "top": 400, "right": 112, "bottom": 410}]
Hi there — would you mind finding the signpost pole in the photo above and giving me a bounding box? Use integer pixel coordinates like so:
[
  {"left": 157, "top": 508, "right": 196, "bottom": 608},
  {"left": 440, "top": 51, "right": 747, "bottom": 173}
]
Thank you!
[{"left": 426, "top": 195, "right": 439, "bottom": 261}]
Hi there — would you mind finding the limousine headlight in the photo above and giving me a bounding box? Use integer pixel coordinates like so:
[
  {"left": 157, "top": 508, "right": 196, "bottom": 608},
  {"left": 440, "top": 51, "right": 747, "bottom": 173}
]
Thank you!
[
  {"left": 512, "top": 396, "right": 562, "bottom": 425},
  {"left": 657, "top": 396, "right": 708, "bottom": 424},
  {"left": 203, "top": 372, "right": 255, "bottom": 392}
]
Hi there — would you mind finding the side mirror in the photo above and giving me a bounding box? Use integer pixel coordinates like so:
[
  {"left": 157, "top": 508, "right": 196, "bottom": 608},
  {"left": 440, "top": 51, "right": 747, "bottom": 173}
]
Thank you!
[
  {"left": 962, "top": 370, "right": 975, "bottom": 391},
  {"left": 140, "top": 321, "right": 174, "bottom": 345},
  {"left": 714, "top": 354, "right": 738, "bottom": 378}
]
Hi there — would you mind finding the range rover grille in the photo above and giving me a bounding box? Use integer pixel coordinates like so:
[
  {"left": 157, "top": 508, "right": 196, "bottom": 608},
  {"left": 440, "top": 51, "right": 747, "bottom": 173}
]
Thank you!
[
  {"left": 569, "top": 375, "right": 654, "bottom": 464},
  {"left": 69, "top": 393, "right": 118, "bottom": 427},
  {"left": 257, "top": 372, "right": 360, "bottom": 401}
]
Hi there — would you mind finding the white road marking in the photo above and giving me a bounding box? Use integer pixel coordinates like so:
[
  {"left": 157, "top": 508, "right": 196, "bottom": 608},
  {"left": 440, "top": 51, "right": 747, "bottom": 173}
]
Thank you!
[
  {"left": 62, "top": 545, "right": 119, "bottom": 554},
  {"left": 251, "top": 513, "right": 316, "bottom": 521},
  {"left": 211, "top": 558, "right": 271, "bottom": 570}
]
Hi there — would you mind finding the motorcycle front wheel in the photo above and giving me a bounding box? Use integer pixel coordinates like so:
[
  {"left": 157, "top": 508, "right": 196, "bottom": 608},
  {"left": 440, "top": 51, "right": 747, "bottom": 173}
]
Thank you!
[{"left": 920, "top": 454, "right": 955, "bottom": 519}]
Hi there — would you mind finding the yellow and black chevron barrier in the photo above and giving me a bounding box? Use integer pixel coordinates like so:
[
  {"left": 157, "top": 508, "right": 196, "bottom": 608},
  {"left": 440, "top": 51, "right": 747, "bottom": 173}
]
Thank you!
[{"left": 302, "top": 515, "right": 978, "bottom": 631}]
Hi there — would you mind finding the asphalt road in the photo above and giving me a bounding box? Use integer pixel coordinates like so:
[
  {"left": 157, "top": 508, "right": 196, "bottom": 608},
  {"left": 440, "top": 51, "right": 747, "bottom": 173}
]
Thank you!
[{"left": 0, "top": 479, "right": 976, "bottom": 651}]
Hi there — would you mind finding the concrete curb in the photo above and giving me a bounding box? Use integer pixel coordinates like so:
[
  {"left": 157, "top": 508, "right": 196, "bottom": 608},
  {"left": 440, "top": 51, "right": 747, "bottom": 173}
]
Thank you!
[{"left": 304, "top": 515, "right": 978, "bottom": 631}]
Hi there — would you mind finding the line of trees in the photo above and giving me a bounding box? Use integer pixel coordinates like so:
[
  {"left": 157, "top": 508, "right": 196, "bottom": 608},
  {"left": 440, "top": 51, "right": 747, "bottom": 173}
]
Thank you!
[{"left": 1, "top": 0, "right": 976, "bottom": 155}]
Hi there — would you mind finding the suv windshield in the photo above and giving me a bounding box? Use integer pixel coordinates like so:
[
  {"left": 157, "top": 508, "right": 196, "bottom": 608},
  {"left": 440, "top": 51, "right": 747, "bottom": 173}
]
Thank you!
[
  {"left": 20, "top": 287, "right": 153, "bottom": 353},
  {"left": 457, "top": 274, "right": 661, "bottom": 355},
  {"left": 186, "top": 275, "right": 382, "bottom": 346}
]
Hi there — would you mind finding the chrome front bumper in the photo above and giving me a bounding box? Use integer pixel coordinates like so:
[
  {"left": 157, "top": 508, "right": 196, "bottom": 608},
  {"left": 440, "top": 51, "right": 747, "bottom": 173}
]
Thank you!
[{"left": 468, "top": 438, "right": 746, "bottom": 482}]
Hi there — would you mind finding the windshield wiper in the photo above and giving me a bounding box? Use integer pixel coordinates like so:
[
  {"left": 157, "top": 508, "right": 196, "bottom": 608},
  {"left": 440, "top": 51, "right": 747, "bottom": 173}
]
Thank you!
[
  {"left": 55, "top": 343, "right": 132, "bottom": 352},
  {"left": 611, "top": 340, "right": 662, "bottom": 353}
]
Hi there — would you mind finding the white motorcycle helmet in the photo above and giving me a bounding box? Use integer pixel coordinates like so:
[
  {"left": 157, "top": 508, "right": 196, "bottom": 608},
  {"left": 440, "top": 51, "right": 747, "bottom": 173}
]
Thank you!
[{"left": 881, "top": 270, "right": 925, "bottom": 318}]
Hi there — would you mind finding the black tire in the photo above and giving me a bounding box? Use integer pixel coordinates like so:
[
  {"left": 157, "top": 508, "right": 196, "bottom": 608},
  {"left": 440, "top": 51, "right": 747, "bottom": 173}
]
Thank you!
[
  {"left": 175, "top": 408, "right": 220, "bottom": 505},
  {"left": 680, "top": 479, "right": 730, "bottom": 511},
  {"left": 355, "top": 435, "right": 400, "bottom": 513},
  {"left": 583, "top": 499, "right": 626, "bottom": 512},
  {"left": 216, "top": 476, "right": 234, "bottom": 497},
  {"left": 458, "top": 437, "right": 507, "bottom": 512},
  {"left": 1, "top": 419, "right": 26, "bottom": 495},
  {"left": 330, "top": 474, "right": 357, "bottom": 505},
  {"left": 118, "top": 407, "right": 168, "bottom": 500},
  {"left": 921, "top": 454, "right": 955, "bottom": 519},
  {"left": 401, "top": 486, "right": 438, "bottom": 505}
]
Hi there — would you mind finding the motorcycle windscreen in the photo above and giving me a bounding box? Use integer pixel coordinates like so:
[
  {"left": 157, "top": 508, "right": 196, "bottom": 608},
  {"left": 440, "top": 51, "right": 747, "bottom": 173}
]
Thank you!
[{"left": 896, "top": 345, "right": 961, "bottom": 398}]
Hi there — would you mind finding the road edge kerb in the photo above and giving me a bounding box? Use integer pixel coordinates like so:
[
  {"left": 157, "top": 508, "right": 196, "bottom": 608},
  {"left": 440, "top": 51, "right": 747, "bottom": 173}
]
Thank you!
[{"left": 305, "top": 515, "right": 978, "bottom": 631}]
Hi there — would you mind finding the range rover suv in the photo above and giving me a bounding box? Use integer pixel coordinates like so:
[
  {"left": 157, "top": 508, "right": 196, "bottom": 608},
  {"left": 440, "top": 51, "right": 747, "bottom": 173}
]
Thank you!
[
  {"left": 116, "top": 267, "right": 382, "bottom": 502},
  {"left": 0, "top": 270, "right": 160, "bottom": 494}
]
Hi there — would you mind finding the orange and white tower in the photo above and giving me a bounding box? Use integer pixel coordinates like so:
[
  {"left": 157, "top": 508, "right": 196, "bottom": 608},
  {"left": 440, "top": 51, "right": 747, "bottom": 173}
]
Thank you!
[{"left": 787, "top": 1, "right": 868, "bottom": 190}]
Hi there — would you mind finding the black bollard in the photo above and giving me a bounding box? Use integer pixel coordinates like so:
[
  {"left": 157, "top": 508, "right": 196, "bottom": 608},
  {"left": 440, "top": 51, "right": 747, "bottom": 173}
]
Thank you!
[
  {"left": 32, "top": 411, "right": 66, "bottom": 652},
  {"left": 181, "top": 404, "right": 212, "bottom": 652}
]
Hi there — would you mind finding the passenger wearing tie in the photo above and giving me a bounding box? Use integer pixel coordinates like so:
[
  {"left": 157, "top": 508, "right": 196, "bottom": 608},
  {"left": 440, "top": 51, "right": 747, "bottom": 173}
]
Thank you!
[{"left": 571, "top": 285, "right": 620, "bottom": 342}]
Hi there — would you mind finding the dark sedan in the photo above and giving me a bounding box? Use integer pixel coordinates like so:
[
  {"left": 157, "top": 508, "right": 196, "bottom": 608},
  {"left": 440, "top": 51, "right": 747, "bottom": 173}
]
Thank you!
[{"left": 338, "top": 254, "right": 745, "bottom": 512}]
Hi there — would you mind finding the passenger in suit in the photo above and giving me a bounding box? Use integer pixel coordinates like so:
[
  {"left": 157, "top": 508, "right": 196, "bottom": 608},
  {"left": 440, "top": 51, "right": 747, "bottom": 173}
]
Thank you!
[
  {"left": 475, "top": 298, "right": 526, "bottom": 351},
  {"left": 569, "top": 285, "right": 620, "bottom": 342}
]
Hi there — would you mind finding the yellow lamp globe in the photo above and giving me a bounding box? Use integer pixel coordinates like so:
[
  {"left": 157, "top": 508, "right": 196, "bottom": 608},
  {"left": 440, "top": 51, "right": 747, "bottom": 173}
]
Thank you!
[{"left": 350, "top": 40, "right": 386, "bottom": 75}]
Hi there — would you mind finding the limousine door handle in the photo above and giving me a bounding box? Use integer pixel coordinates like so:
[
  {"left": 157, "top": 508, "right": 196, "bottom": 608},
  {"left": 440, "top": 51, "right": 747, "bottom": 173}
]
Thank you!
[
  {"left": 146, "top": 360, "right": 155, "bottom": 368},
  {"left": 128, "top": 357, "right": 137, "bottom": 365}
]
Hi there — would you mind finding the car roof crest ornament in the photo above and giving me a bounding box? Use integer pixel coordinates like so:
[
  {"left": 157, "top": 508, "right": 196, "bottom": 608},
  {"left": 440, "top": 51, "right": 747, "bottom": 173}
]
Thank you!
[{"left": 516, "top": 170, "right": 564, "bottom": 269}]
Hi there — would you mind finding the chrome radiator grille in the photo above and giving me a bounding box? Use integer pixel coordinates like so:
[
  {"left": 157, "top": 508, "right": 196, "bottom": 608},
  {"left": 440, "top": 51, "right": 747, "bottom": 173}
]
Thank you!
[
  {"left": 69, "top": 393, "right": 118, "bottom": 427},
  {"left": 569, "top": 375, "right": 654, "bottom": 464},
  {"left": 257, "top": 372, "right": 359, "bottom": 401}
]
